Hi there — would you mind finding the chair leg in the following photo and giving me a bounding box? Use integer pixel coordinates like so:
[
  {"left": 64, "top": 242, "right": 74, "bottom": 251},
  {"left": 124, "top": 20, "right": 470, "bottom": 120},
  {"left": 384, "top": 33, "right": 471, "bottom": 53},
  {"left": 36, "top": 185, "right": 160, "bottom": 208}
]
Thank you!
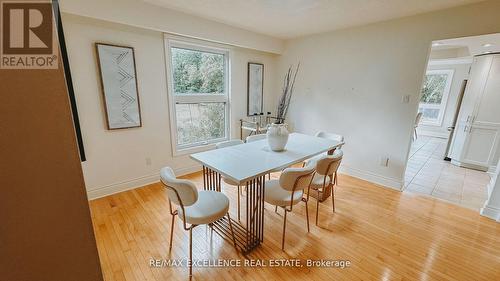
[
  {"left": 275, "top": 205, "right": 278, "bottom": 213},
  {"left": 169, "top": 214, "right": 175, "bottom": 251},
  {"left": 303, "top": 199, "right": 310, "bottom": 232},
  {"left": 334, "top": 171, "right": 338, "bottom": 186},
  {"left": 189, "top": 227, "right": 193, "bottom": 277},
  {"left": 332, "top": 186, "right": 335, "bottom": 212},
  {"left": 316, "top": 190, "right": 320, "bottom": 226},
  {"left": 237, "top": 185, "right": 241, "bottom": 221},
  {"left": 227, "top": 213, "right": 238, "bottom": 251},
  {"left": 268, "top": 173, "right": 271, "bottom": 180},
  {"left": 281, "top": 210, "right": 288, "bottom": 251}
]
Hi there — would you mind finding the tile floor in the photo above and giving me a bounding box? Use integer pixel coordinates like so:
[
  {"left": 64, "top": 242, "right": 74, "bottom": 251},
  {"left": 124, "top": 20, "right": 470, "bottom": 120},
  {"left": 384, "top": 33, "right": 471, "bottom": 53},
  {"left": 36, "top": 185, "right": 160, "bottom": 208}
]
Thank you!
[{"left": 404, "top": 136, "right": 490, "bottom": 210}]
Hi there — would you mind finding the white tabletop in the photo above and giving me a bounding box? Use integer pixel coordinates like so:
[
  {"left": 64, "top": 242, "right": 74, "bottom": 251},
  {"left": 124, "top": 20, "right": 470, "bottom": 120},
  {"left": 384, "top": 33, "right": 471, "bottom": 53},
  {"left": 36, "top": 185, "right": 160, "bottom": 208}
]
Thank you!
[{"left": 190, "top": 133, "right": 343, "bottom": 184}]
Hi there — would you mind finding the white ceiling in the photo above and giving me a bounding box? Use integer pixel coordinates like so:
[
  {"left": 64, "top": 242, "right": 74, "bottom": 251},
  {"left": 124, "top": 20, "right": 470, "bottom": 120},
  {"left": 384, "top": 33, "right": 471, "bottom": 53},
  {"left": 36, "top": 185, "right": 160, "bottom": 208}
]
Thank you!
[
  {"left": 144, "top": 0, "right": 483, "bottom": 39},
  {"left": 433, "top": 33, "right": 500, "bottom": 56}
]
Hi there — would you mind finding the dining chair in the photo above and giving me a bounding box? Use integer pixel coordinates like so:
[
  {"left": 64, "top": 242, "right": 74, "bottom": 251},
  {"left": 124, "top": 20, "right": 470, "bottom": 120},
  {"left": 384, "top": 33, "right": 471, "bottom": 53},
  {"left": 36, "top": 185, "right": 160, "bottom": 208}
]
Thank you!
[
  {"left": 160, "top": 167, "right": 236, "bottom": 277},
  {"left": 315, "top": 131, "right": 344, "bottom": 149},
  {"left": 304, "top": 131, "right": 344, "bottom": 185},
  {"left": 216, "top": 139, "right": 244, "bottom": 220},
  {"left": 414, "top": 112, "right": 423, "bottom": 140},
  {"left": 306, "top": 151, "right": 343, "bottom": 225},
  {"left": 245, "top": 134, "right": 266, "bottom": 143},
  {"left": 264, "top": 165, "right": 315, "bottom": 250},
  {"left": 246, "top": 134, "right": 282, "bottom": 179}
]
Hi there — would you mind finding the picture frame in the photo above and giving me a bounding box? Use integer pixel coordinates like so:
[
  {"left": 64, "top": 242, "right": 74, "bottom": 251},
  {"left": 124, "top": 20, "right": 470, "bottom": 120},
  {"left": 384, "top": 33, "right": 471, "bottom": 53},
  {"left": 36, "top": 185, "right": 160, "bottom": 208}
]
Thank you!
[
  {"left": 95, "top": 43, "right": 142, "bottom": 130},
  {"left": 247, "top": 62, "right": 264, "bottom": 116}
]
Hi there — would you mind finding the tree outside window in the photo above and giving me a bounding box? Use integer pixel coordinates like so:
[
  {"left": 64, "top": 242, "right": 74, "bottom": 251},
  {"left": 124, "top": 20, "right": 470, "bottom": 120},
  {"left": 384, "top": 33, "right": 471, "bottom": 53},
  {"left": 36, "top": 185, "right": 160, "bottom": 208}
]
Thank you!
[{"left": 418, "top": 69, "right": 454, "bottom": 125}]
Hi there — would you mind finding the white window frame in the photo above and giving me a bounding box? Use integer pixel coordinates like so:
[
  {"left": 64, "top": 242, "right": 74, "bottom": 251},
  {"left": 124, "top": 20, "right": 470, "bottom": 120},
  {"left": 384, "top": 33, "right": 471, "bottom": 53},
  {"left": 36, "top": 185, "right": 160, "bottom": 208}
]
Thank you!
[
  {"left": 164, "top": 35, "right": 231, "bottom": 156},
  {"left": 419, "top": 69, "right": 454, "bottom": 126}
]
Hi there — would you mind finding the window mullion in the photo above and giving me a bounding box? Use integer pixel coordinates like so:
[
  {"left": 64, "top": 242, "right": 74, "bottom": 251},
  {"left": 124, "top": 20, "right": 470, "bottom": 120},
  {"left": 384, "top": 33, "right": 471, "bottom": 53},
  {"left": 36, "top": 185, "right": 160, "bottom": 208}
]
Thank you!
[{"left": 175, "top": 94, "right": 227, "bottom": 104}]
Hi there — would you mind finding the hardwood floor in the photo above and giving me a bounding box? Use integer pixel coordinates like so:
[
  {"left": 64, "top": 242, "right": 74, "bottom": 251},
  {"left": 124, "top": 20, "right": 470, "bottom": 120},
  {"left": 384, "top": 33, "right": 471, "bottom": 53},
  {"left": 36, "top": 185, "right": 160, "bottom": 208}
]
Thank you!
[{"left": 89, "top": 171, "right": 500, "bottom": 281}]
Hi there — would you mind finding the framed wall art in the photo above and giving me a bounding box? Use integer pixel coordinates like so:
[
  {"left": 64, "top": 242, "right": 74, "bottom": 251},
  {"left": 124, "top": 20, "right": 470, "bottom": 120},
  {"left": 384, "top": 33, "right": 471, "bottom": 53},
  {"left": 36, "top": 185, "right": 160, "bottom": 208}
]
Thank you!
[
  {"left": 95, "top": 43, "right": 142, "bottom": 130},
  {"left": 247, "top": 62, "right": 264, "bottom": 116}
]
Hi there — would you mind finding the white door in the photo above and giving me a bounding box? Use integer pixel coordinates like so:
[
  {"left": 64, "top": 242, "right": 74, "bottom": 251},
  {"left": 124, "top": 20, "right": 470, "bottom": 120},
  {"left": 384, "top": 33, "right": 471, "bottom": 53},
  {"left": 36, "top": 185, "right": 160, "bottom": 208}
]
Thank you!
[{"left": 451, "top": 55, "right": 500, "bottom": 170}]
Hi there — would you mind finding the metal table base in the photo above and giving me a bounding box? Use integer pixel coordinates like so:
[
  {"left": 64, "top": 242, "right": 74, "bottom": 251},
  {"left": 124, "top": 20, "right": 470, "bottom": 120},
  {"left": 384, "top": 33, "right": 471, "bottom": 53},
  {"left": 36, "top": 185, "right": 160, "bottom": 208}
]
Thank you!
[{"left": 203, "top": 166, "right": 265, "bottom": 254}]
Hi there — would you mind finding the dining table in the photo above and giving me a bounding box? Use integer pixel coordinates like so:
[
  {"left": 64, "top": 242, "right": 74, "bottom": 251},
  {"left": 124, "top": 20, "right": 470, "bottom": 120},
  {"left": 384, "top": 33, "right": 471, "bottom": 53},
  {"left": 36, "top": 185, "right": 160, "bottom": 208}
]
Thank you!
[{"left": 190, "top": 132, "right": 343, "bottom": 254}]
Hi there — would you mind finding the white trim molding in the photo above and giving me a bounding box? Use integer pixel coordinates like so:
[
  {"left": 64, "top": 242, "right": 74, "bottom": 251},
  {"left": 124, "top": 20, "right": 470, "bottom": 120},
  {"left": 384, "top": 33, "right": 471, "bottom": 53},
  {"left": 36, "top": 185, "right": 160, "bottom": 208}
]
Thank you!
[
  {"left": 339, "top": 165, "right": 403, "bottom": 191},
  {"left": 86, "top": 164, "right": 202, "bottom": 200},
  {"left": 481, "top": 159, "right": 500, "bottom": 222},
  {"left": 87, "top": 164, "right": 405, "bottom": 200},
  {"left": 480, "top": 204, "right": 500, "bottom": 222}
]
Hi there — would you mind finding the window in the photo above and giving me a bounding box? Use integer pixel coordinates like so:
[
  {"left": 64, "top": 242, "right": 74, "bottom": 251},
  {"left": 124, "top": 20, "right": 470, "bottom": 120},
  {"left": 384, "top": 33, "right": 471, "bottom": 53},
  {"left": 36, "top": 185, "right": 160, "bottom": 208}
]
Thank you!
[
  {"left": 418, "top": 69, "right": 454, "bottom": 126},
  {"left": 166, "top": 37, "right": 230, "bottom": 153}
]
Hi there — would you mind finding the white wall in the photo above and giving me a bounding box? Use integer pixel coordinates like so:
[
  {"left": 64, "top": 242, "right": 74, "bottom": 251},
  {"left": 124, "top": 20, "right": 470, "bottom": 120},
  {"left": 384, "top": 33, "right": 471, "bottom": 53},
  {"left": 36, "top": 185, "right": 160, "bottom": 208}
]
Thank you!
[
  {"left": 277, "top": 0, "right": 500, "bottom": 189},
  {"left": 418, "top": 62, "right": 471, "bottom": 138},
  {"left": 60, "top": 0, "right": 283, "bottom": 54},
  {"left": 62, "top": 14, "right": 278, "bottom": 199}
]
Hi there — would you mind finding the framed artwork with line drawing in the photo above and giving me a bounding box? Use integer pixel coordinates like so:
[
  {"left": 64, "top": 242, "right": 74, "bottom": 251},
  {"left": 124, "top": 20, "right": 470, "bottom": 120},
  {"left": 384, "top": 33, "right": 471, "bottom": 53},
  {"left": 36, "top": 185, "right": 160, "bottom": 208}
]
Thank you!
[
  {"left": 247, "top": 62, "right": 264, "bottom": 116},
  {"left": 95, "top": 43, "right": 142, "bottom": 130}
]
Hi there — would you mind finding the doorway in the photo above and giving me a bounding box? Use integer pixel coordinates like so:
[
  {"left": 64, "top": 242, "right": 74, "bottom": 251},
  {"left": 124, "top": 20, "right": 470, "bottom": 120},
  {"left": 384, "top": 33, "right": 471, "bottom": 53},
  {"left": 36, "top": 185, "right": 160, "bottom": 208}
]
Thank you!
[{"left": 403, "top": 33, "right": 500, "bottom": 211}]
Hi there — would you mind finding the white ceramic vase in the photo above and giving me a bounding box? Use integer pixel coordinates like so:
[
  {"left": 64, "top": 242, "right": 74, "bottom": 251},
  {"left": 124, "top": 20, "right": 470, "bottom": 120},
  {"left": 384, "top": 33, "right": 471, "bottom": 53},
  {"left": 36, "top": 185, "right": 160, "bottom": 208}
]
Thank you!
[{"left": 266, "top": 123, "right": 289, "bottom": 152}]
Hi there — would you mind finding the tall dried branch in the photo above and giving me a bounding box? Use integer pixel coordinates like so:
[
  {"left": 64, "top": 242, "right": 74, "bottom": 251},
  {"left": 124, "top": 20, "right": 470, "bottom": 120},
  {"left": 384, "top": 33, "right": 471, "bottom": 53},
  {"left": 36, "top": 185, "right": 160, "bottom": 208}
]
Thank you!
[{"left": 275, "top": 63, "right": 300, "bottom": 124}]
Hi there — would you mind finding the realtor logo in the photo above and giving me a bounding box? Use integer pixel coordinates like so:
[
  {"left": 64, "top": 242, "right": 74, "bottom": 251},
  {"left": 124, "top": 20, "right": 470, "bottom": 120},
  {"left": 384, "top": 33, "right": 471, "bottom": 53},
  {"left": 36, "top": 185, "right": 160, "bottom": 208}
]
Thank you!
[{"left": 1, "top": 1, "right": 58, "bottom": 69}]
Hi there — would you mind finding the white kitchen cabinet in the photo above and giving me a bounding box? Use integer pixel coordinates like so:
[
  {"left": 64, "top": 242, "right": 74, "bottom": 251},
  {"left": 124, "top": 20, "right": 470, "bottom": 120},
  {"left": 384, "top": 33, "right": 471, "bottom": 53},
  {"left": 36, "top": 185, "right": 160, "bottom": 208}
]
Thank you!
[{"left": 450, "top": 54, "right": 500, "bottom": 171}]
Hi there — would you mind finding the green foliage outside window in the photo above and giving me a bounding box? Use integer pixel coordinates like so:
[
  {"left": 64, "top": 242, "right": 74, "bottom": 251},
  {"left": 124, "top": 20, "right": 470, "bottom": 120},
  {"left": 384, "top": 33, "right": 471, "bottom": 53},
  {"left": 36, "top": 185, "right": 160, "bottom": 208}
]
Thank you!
[
  {"left": 420, "top": 74, "right": 447, "bottom": 104},
  {"left": 171, "top": 47, "right": 224, "bottom": 94}
]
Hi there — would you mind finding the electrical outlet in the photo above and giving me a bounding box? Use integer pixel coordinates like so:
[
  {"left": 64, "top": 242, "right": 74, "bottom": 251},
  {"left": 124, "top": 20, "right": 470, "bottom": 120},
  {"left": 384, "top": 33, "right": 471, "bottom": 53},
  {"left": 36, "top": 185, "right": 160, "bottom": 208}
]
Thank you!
[
  {"left": 380, "top": 156, "right": 389, "bottom": 167},
  {"left": 402, "top": 95, "right": 410, "bottom": 104},
  {"left": 146, "top": 157, "right": 152, "bottom": 166}
]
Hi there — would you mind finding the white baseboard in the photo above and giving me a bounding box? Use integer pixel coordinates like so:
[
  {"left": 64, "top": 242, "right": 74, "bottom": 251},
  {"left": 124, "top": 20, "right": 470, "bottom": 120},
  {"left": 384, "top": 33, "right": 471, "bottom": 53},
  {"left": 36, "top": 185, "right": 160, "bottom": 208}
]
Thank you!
[
  {"left": 451, "top": 160, "right": 489, "bottom": 172},
  {"left": 86, "top": 164, "right": 202, "bottom": 200},
  {"left": 487, "top": 165, "right": 497, "bottom": 175},
  {"left": 339, "top": 165, "right": 403, "bottom": 191},
  {"left": 175, "top": 164, "right": 202, "bottom": 177},
  {"left": 87, "top": 164, "right": 402, "bottom": 200},
  {"left": 480, "top": 203, "right": 500, "bottom": 222}
]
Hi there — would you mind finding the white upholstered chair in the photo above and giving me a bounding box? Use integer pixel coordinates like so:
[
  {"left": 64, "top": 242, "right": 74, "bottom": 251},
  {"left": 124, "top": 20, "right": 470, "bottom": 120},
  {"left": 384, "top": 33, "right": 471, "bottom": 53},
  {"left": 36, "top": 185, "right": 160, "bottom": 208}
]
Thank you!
[
  {"left": 307, "top": 151, "right": 343, "bottom": 225},
  {"left": 246, "top": 134, "right": 282, "bottom": 179},
  {"left": 305, "top": 131, "right": 344, "bottom": 185},
  {"left": 216, "top": 139, "right": 244, "bottom": 220},
  {"left": 160, "top": 167, "right": 236, "bottom": 277},
  {"left": 315, "top": 131, "right": 344, "bottom": 149},
  {"left": 264, "top": 165, "right": 315, "bottom": 250}
]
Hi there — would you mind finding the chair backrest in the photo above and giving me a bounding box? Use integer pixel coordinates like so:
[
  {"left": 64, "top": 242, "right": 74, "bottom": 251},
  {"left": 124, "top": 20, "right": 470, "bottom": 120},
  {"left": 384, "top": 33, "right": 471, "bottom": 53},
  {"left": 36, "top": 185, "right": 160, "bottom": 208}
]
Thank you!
[
  {"left": 315, "top": 150, "right": 343, "bottom": 176},
  {"left": 415, "top": 112, "right": 423, "bottom": 126},
  {"left": 246, "top": 134, "right": 266, "bottom": 143},
  {"left": 160, "top": 167, "right": 198, "bottom": 207},
  {"left": 279, "top": 166, "right": 315, "bottom": 192},
  {"left": 215, "top": 139, "right": 244, "bottom": 149},
  {"left": 315, "top": 131, "right": 344, "bottom": 148}
]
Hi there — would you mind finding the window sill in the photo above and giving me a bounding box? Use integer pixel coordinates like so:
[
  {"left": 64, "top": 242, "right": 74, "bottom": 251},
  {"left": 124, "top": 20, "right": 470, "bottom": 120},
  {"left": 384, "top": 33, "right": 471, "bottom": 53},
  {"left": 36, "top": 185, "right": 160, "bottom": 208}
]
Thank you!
[{"left": 172, "top": 143, "right": 217, "bottom": 157}]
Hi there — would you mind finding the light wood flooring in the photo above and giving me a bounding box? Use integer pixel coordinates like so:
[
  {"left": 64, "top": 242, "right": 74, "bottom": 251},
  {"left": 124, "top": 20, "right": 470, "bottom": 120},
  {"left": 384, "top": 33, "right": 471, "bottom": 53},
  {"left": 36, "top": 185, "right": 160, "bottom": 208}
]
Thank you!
[{"left": 89, "top": 171, "right": 500, "bottom": 281}]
